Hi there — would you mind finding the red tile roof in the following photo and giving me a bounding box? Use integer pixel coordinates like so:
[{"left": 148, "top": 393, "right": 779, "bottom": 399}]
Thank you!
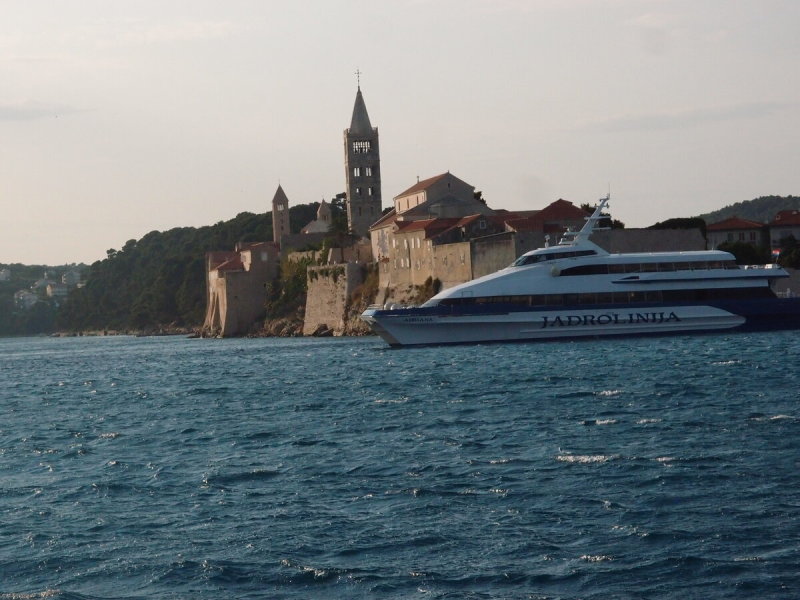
[
  {"left": 369, "top": 208, "right": 398, "bottom": 230},
  {"left": 707, "top": 216, "right": 765, "bottom": 231},
  {"left": 533, "top": 198, "right": 590, "bottom": 222},
  {"left": 395, "top": 173, "right": 449, "bottom": 198},
  {"left": 770, "top": 210, "right": 800, "bottom": 226},
  {"left": 495, "top": 200, "right": 588, "bottom": 232},
  {"left": 395, "top": 217, "right": 462, "bottom": 238},
  {"left": 215, "top": 258, "right": 244, "bottom": 272},
  {"left": 207, "top": 251, "right": 239, "bottom": 270}
]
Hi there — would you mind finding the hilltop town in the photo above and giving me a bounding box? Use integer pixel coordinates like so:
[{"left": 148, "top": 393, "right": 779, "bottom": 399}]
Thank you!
[
  {"left": 5, "top": 86, "right": 800, "bottom": 338},
  {"left": 199, "top": 85, "right": 800, "bottom": 338}
]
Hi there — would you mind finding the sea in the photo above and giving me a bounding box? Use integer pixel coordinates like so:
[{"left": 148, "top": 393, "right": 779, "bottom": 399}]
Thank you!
[{"left": 1, "top": 331, "right": 799, "bottom": 599}]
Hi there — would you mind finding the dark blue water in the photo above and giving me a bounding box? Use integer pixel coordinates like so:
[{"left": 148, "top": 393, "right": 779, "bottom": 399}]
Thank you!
[{"left": 1, "top": 332, "right": 799, "bottom": 599}]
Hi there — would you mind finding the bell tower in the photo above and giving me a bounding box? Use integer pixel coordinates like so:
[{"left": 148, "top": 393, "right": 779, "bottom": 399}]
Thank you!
[
  {"left": 344, "top": 75, "right": 382, "bottom": 238},
  {"left": 271, "top": 184, "right": 291, "bottom": 247}
]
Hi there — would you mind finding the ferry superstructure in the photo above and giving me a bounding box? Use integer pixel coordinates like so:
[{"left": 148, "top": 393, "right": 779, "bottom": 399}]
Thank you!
[{"left": 361, "top": 196, "right": 800, "bottom": 346}]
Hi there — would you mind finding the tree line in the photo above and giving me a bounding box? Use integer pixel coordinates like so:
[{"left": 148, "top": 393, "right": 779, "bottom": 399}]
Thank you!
[{"left": 56, "top": 203, "right": 324, "bottom": 333}]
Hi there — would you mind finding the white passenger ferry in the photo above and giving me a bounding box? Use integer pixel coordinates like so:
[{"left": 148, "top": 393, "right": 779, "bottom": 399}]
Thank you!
[{"left": 361, "top": 196, "right": 800, "bottom": 347}]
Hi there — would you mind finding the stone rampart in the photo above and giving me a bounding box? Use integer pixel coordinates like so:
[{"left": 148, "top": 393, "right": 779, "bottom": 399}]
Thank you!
[{"left": 303, "top": 262, "right": 364, "bottom": 335}]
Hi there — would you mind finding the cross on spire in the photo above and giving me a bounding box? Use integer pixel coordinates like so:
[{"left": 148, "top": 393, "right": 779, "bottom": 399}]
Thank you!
[{"left": 355, "top": 68, "right": 362, "bottom": 89}]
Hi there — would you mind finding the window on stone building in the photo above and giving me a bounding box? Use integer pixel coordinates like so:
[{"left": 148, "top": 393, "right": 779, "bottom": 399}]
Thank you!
[
  {"left": 353, "top": 167, "right": 361, "bottom": 177},
  {"left": 352, "top": 140, "right": 371, "bottom": 153},
  {"left": 368, "top": 187, "right": 374, "bottom": 196},
  {"left": 366, "top": 166, "right": 373, "bottom": 176},
  {"left": 355, "top": 187, "right": 362, "bottom": 195},
  {"left": 739, "top": 232, "right": 745, "bottom": 241},
  {"left": 750, "top": 232, "right": 756, "bottom": 241}
]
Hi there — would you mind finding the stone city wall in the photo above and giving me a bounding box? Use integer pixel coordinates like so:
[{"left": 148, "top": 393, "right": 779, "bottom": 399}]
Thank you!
[
  {"left": 303, "top": 262, "right": 364, "bottom": 336},
  {"left": 432, "top": 242, "right": 472, "bottom": 290}
]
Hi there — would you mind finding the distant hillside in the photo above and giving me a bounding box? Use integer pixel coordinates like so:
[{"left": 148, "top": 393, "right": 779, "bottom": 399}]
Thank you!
[
  {"left": 0, "top": 263, "right": 86, "bottom": 335},
  {"left": 696, "top": 195, "right": 800, "bottom": 225},
  {"left": 56, "top": 203, "right": 325, "bottom": 333}
]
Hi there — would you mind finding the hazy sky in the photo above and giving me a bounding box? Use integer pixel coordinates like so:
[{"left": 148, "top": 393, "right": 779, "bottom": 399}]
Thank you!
[{"left": 2, "top": 0, "right": 798, "bottom": 265}]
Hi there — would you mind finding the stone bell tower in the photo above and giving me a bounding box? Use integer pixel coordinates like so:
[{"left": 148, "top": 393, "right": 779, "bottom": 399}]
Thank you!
[
  {"left": 271, "top": 184, "right": 291, "bottom": 247},
  {"left": 344, "top": 78, "right": 382, "bottom": 238}
]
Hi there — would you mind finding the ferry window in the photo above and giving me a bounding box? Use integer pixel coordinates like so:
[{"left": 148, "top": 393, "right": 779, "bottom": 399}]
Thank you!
[
  {"left": 544, "top": 294, "right": 563, "bottom": 306},
  {"left": 561, "top": 264, "right": 609, "bottom": 276},
  {"left": 659, "top": 262, "right": 676, "bottom": 271},
  {"left": 628, "top": 292, "right": 646, "bottom": 303},
  {"left": 674, "top": 262, "right": 693, "bottom": 271},
  {"left": 596, "top": 292, "right": 613, "bottom": 304},
  {"left": 644, "top": 291, "right": 662, "bottom": 302},
  {"left": 642, "top": 263, "right": 658, "bottom": 272},
  {"left": 513, "top": 254, "right": 542, "bottom": 266},
  {"left": 563, "top": 294, "right": 579, "bottom": 306},
  {"left": 608, "top": 264, "right": 625, "bottom": 274},
  {"left": 624, "top": 263, "right": 641, "bottom": 274},
  {"left": 612, "top": 292, "right": 629, "bottom": 304}
]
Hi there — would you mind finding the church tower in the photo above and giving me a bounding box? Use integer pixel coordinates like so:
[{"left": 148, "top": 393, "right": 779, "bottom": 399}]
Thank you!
[
  {"left": 344, "top": 83, "right": 382, "bottom": 237},
  {"left": 271, "top": 184, "right": 291, "bottom": 247}
]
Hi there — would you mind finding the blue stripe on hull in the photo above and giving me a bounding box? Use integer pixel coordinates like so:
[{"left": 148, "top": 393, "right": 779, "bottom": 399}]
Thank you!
[{"left": 363, "top": 298, "right": 800, "bottom": 346}]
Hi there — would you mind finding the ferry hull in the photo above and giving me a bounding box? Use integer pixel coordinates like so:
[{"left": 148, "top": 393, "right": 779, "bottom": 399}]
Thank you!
[{"left": 361, "top": 299, "right": 800, "bottom": 347}]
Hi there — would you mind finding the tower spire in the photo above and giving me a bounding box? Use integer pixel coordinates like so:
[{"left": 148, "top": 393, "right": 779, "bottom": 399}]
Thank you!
[{"left": 343, "top": 81, "right": 382, "bottom": 238}]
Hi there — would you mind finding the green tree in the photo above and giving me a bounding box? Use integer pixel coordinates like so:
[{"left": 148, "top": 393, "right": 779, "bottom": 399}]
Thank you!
[
  {"left": 648, "top": 217, "right": 707, "bottom": 238},
  {"left": 777, "top": 235, "right": 800, "bottom": 269},
  {"left": 718, "top": 241, "right": 771, "bottom": 265}
]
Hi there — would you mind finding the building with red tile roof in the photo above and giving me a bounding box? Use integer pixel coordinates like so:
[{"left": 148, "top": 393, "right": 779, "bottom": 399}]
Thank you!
[
  {"left": 706, "top": 216, "right": 767, "bottom": 249},
  {"left": 769, "top": 210, "right": 800, "bottom": 251},
  {"left": 203, "top": 242, "right": 279, "bottom": 337},
  {"left": 368, "top": 171, "right": 593, "bottom": 291}
]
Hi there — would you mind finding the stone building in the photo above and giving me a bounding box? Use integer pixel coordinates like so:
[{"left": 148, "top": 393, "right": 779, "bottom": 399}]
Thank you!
[
  {"left": 203, "top": 242, "right": 279, "bottom": 337},
  {"left": 769, "top": 210, "right": 800, "bottom": 251},
  {"left": 369, "top": 180, "right": 710, "bottom": 300},
  {"left": 14, "top": 289, "right": 38, "bottom": 310},
  {"left": 271, "top": 184, "right": 291, "bottom": 247},
  {"left": 344, "top": 85, "right": 382, "bottom": 237},
  {"left": 706, "top": 216, "right": 767, "bottom": 249},
  {"left": 369, "top": 172, "right": 592, "bottom": 294},
  {"left": 301, "top": 200, "right": 332, "bottom": 234}
]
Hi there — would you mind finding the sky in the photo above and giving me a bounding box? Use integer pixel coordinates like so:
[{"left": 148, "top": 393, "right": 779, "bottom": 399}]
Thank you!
[{"left": 1, "top": 0, "right": 798, "bottom": 265}]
